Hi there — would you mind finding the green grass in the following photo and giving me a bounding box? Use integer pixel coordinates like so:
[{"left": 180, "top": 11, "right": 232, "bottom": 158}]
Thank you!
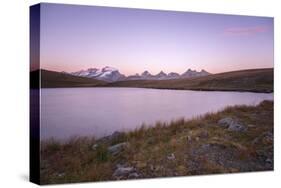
[{"left": 40, "top": 100, "right": 273, "bottom": 184}]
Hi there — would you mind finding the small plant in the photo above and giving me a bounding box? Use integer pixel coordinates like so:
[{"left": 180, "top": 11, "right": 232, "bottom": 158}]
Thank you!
[{"left": 95, "top": 144, "right": 109, "bottom": 162}]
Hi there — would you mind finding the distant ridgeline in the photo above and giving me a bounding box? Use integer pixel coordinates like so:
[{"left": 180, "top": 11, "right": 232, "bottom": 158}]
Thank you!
[
  {"left": 69, "top": 66, "right": 211, "bottom": 82},
  {"left": 35, "top": 68, "right": 273, "bottom": 93}
]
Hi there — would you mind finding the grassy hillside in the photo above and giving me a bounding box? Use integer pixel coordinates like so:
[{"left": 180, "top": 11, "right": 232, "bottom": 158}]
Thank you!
[
  {"left": 41, "top": 100, "right": 273, "bottom": 184},
  {"left": 108, "top": 68, "right": 273, "bottom": 93},
  {"left": 32, "top": 69, "right": 107, "bottom": 88}
]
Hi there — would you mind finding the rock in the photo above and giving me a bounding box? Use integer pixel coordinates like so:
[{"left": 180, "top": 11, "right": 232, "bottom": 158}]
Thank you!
[
  {"left": 262, "top": 131, "right": 273, "bottom": 144},
  {"left": 92, "top": 144, "right": 98, "bottom": 150},
  {"left": 167, "top": 153, "right": 176, "bottom": 160},
  {"left": 218, "top": 117, "right": 234, "bottom": 128},
  {"left": 113, "top": 165, "right": 135, "bottom": 178},
  {"left": 107, "top": 142, "right": 128, "bottom": 155},
  {"left": 57, "top": 173, "right": 65, "bottom": 177},
  {"left": 252, "top": 131, "right": 273, "bottom": 145},
  {"left": 128, "top": 172, "right": 139, "bottom": 178},
  {"left": 228, "top": 122, "right": 247, "bottom": 132},
  {"left": 218, "top": 117, "right": 247, "bottom": 132},
  {"left": 265, "top": 158, "right": 273, "bottom": 165}
]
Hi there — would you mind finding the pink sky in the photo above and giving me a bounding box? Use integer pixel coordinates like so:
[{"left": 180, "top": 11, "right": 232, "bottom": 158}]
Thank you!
[{"left": 39, "top": 4, "right": 274, "bottom": 75}]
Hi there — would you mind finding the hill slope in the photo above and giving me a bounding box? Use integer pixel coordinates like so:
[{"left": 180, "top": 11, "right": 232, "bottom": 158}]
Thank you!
[
  {"left": 107, "top": 68, "right": 273, "bottom": 93},
  {"left": 31, "top": 69, "right": 107, "bottom": 88}
]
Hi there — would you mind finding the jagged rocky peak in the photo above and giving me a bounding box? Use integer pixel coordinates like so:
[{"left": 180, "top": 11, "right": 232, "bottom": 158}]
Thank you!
[
  {"left": 70, "top": 66, "right": 125, "bottom": 82},
  {"left": 141, "top": 70, "right": 152, "bottom": 77},
  {"left": 156, "top": 71, "right": 167, "bottom": 76},
  {"left": 168, "top": 72, "right": 180, "bottom": 77},
  {"left": 70, "top": 66, "right": 211, "bottom": 82},
  {"left": 102, "top": 66, "right": 118, "bottom": 72}
]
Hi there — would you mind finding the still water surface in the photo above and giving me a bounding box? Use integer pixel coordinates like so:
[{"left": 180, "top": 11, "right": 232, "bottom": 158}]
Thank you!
[{"left": 41, "top": 88, "right": 273, "bottom": 140}]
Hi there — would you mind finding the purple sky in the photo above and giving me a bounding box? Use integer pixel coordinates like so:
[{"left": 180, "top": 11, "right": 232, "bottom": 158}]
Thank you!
[{"left": 40, "top": 3, "right": 273, "bottom": 75}]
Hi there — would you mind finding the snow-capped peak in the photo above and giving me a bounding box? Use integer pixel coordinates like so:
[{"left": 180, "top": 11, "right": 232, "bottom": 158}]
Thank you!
[
  {"left": 70, "top": 66, "right": 125, "bottom": 82},
  {"left": 70, "top": 67, "right": 211, "bottom": 82},
  {"left": 102, "top": 66, "right": 118, "bottom": 72}
]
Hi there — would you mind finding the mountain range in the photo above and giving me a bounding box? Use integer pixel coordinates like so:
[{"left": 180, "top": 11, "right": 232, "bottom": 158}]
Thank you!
[
  {"left": 38, "top": 68, "right": 273, "bottom": 93},
  {"left": 70, "top": 66, "right": 211, "bottom": 82}
]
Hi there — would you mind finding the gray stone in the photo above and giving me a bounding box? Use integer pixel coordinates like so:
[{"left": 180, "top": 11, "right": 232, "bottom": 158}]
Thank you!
[
  {"left": 266, "top": 158, "right": 273, "bottom": 164},
  {"left": 108, "top": 142, "right": 128, "bottom": 155},
  {"left": 218, "top": 117, "right": 247, "bottom": 132},
  {"left": 228, "top": 122, "right": 247, "bottom": 132},
  {"left": 113, "top": 165, "right": 135, "bottom": 177},
  {"left": 218, "top": 117, "right": 234, "bottom": 128},
  {"left": 92, "top": 144, "right": 98, "bottom": 150},
  {"left": 263, "top": 131, "right": 273, "bottom": 143},
  {"left": 128, "top": 172, "right": 139, "bottom": 178},
  {"left": 57, "top": 173, "right": 65, "bottom": 177},
  {"left": 252, "top": 131, "right": 273, "bottom": 145},
  {"left": 167, "top": 153, "right": 176, "bottom": 160}
]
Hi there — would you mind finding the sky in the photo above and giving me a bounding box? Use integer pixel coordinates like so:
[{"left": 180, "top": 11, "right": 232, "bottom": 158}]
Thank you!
[{"left": 39, "top": 3, "right": 274, "bottom": 75}]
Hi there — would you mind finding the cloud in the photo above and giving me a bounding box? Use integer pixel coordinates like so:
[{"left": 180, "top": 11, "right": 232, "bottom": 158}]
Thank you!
[{"left": 224, "top": 26, "right": 268, "bottom": 36}]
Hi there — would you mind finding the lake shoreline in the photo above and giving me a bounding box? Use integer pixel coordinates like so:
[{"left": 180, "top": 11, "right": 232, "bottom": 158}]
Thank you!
[
  {"left": 40, "top": 100, "right": 273, "bottom": 184},
  {"left": 41, "top": 85, "right": 273, "bottom": 94}
]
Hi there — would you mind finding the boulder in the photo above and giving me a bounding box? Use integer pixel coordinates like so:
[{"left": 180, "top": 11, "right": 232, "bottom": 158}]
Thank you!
[
  {"left": 107, "top": 142, "right": 128, "bottom": 155},
  {"left": 228, "top": 122, "right": 247, "bottom": 132},
  {"left": 218, "top": 117, "right": 233, "bottom": 128},
  {"left": 218, "top": 117, "right": 247, "bottom": 132},
  {"left": 113, "top": 165, "right": 135, "bottom": 178}
]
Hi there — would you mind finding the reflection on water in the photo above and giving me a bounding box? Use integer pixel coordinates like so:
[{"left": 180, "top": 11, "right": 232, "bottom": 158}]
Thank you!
[{"left": 41, "top": 88, "right": 273, "bottom": 140}]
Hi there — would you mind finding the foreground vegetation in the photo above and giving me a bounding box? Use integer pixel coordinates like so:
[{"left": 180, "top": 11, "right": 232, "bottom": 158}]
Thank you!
[
  {"left": 108, "top": 68, "right": 273, "bottom": 93},
  {"left": 40, "top": 100, "right": 273, "bottom": 184}
]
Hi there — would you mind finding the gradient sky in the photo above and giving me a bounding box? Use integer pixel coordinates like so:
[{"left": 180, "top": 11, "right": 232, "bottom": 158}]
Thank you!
[{"left": 40, "top": 3, "right": 273, "bottom": 75}]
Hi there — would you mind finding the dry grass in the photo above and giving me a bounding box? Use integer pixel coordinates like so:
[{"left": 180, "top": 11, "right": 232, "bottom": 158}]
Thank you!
[{"left": 36, "top": 69, "right": 107, "bottom": 88}]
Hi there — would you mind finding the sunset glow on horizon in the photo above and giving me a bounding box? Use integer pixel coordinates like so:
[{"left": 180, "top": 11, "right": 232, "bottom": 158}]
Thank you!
[{"left": 40, "top": 3, "right": 273, "bottom": 76}]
